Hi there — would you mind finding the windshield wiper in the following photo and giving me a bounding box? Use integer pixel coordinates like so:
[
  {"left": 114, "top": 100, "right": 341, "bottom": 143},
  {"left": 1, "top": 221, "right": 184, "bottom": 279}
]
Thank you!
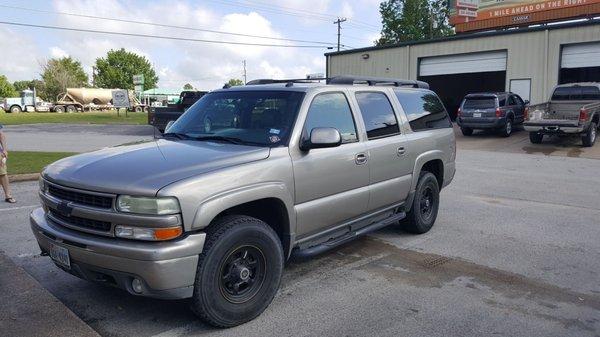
[
  {"left": 193, "top": 135, "right": 262, "bottom": 145},
  {"left": 161, "top": 132, "right": 193, "bottom": 140}
]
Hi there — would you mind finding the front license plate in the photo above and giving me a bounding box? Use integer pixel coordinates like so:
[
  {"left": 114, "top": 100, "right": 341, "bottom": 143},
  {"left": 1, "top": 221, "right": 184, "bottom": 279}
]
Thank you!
[
  {"left": 49, "top": 243, "right": 70, "bottom": 269},
  {"left": 473, "top": 113, "right": 482, "bottom": 118}
]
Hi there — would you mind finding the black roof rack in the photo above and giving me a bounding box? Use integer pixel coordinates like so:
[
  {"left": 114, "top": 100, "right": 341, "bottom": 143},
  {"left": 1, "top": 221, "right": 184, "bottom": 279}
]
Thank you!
[
  {"left": 244, "top": 76, "right": 429, "bottom": 89},
  {"left": 327, "top": 76, "right": 429, "bottom": 89}
]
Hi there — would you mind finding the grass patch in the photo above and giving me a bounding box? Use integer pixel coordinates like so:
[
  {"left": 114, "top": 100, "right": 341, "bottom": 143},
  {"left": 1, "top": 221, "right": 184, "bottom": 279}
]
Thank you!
[
  {"left": 0, "top": 110, "right": 147, "bottom": 125},
  {"left": 6, "top": 151, "right": 77, "bottom": 175}
]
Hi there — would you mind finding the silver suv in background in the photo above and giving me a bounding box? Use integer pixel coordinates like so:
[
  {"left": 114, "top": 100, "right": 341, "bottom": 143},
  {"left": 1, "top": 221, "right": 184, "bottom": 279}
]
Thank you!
[{"left": 30, "top": 76, "right": 456, "bottom": 327}]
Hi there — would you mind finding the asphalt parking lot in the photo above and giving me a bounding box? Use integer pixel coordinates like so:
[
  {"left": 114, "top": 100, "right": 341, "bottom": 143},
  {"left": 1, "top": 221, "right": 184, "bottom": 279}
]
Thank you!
[{"left": 1, "top": 125, "right": 599, "bottom": 336}]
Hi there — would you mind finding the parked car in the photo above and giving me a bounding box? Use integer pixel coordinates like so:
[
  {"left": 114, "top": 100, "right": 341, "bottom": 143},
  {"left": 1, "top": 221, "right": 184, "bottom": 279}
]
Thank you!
[
  {"left": 30, "top": 76, "right": 456, "bottom": 327},
  {"left": 457, "top": 92, "right": 528, "bottom": 137},
  {"left": 148, "top": 90, "right": 208, "bottom": 132},
  {"left": 524, "top": 83, "right": 600, "bottom": 147}
]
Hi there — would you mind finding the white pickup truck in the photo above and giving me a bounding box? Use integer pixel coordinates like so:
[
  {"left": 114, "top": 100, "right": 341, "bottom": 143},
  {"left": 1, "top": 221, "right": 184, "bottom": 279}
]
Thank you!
[{"left": 524, "top": 83, "right": 600, "bottom": 147}]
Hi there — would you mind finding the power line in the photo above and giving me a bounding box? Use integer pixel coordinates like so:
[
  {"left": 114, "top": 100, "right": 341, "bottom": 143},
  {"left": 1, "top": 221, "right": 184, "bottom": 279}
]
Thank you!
[
  {"left": 0, "top": 4, "right": 338, "bottom": 46},
  {"left": 0, "top": 21, "right": 334, "bottom": 48}
]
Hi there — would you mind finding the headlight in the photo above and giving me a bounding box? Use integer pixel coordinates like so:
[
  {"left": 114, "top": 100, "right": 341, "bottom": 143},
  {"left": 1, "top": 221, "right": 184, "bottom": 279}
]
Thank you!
[
  {"left": 115, "top": 225, "right": 183, "bottom": 241},
  {"left": 39, "top": 178, "right": 48, "bottom": 193},
  {"left": 116, "top": 196, "right": 181, "bottom": 215}
]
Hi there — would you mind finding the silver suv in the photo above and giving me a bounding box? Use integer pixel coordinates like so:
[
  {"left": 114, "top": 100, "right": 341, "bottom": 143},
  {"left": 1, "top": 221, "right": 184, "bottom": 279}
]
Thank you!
[{"left": 30, "top": 76, "right": 456, "bottom": 327}]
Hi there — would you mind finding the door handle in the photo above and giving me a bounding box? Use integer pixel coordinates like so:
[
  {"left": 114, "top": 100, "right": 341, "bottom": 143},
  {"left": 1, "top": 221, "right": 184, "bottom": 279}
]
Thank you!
[
  {"left": 397, "top": 146, "right": 406, "bottom": 156},
  {"left": 355, "top": 153, "right": 368, "bottom": 165}
]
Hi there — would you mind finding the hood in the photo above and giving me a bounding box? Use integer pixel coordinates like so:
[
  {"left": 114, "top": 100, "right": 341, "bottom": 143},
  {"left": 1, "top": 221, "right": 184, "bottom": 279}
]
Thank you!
[{"left": 43, "top": 139, "right": 270, "bottom": 195}]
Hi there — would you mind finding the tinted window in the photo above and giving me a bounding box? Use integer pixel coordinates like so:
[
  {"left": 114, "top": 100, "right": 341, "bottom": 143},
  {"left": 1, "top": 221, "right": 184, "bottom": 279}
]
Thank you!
[
  {"left": 498, "top": 96, "right": 507, "bottom": 106},
  {"left": 507, "top": 95, "right": 517, "bottom": 106},
  {"left": 550, "top": 86, "right": 599, "bottom": 100},
  {"left": 304, "top": 93, "right": 357, "bottom": 143},
  {"left": 395, "top": 90, "right": 452, "bottom": 131},
  {"left": 582, "top": 86, "right": 600, "bottom": 100},
  {"left": 462, "top": 97, "right": 496, "bottom": 109},
  {"left": 168, "top": 91, "right": 304, "bottom": 146},
  {"left": 355, "top": 92, "right": 399, "bottom": 139}
]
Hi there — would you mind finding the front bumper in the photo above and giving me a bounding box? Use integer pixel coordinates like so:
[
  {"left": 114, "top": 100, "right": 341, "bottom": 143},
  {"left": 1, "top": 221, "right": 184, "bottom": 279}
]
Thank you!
[
  {"left": 30, "top": 207, "right": 206, "bottom": 299},
  {"left": 457, "top": 117, "right": 506, "bottom": 129}
]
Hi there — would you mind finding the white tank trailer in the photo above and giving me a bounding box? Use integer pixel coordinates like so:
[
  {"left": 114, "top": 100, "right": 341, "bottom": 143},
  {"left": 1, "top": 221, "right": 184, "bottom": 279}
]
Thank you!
[{"left": 54, "top": 88, "right": 147, "bottom": 113}]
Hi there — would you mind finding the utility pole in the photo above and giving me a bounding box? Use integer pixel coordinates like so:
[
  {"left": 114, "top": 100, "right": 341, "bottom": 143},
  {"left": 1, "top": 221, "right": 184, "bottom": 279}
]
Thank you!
[
  {"left": 243, "top": 60, "right": 247, "bottom": 84},
  {"left": 333, "top": 17, "right": 347, "bottom": 52}
]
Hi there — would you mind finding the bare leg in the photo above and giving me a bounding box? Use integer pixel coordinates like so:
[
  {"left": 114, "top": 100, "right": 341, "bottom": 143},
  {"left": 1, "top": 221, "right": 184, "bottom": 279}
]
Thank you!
[{"left": 0, "top": 174, "right": 11, "bottom": 199}]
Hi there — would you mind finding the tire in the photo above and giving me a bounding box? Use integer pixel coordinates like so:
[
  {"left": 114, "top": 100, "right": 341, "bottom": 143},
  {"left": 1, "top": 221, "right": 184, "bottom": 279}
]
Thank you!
[
  {"left": 135, "top": 106, "right": 143, "bottom": 113},
  {"left": 401, "top": 171, "right": 440, "bottom": 234},
  {"left": 461, "top": 127, "right": 473, "bottom": 136},
  {"left": 529, "top": 132, "right": 543, "bottom": 144},
  {"left": 582, "top": 122, "right": 597, "bottom": 147},
  {"left": 54, "top": 106, "right": 65, "bottom": 113},
  {"left": 500, "top": 118, "right": 513, "bottom": 137},
  {"left": 190, "top": 215, "right": 283, "bottom": 328},
  {"left": 9, "top": 105, "right": 22, "bottom": 113},
  {"left": 66, "top": 105, "right": 76, "bottom": 113}
]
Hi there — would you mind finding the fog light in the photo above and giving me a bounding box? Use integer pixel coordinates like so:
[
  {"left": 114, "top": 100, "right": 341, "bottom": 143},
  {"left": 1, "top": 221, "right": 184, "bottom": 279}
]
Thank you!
[{"left": 131, "top": 278, "right": 143, "bottom": 294}]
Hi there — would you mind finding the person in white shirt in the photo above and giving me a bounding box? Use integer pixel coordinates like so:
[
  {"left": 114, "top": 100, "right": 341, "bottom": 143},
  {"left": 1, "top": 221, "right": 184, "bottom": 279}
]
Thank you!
[{"left": 0, "top": 124, "right": 15, "bottom": 203}]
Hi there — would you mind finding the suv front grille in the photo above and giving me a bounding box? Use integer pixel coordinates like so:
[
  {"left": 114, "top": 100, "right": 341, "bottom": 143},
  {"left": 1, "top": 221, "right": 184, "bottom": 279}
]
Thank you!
[
  {"left": 48, "top": 210, "right": 112, "bottom": 233},
  {"left": 48, "top": 184, "right": 113, "bottom": 209}
]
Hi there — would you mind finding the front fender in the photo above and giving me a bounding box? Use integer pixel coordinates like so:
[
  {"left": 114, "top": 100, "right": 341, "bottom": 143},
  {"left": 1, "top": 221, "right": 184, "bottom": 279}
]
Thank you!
[{"left": 191, "top": 181, "right": 295, "bottom": 233}]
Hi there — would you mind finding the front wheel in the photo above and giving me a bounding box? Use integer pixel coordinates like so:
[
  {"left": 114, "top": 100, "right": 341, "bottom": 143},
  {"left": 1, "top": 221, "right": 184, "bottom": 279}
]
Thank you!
[
  {"left": 401, "top": 171, "right": 440, "bottom": 234},
  {"left": 582, "top": 122, "right": 597, "bottom": 147},
  {"left": 191, "top": 215, "right": 283, "bottom": 328},
  {"left": 9, "top": 105, "right": 22, "bottom": 113},
  {"left": 529, "top": 132, "right": 543, "bottom": 144}
]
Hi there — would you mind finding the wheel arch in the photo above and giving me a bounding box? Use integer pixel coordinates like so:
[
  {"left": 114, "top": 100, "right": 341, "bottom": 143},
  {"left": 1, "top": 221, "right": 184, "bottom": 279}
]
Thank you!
[
  {"left": 191, "top": 183, "right": 295, "bottom": 258},
  {"left": 411, "top": 151, "right": 444, "bottom": 192}
]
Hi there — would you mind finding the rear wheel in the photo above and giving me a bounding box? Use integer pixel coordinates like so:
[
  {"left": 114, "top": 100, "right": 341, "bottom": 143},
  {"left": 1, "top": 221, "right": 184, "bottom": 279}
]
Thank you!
[
  {"left": 135, "top": 106, "right": 143, "bottom": 113},
  {"left": 54, "top": 106, "right": 65, "bottom": 113},
  {"left": 190, "top": 215, "right": 283, "bottom": 328},
  {"left": 401, "top": 171, "right": 440, "bottom": 234},
  {"left": 461, "top": 127, "right": 473, "bottom": 136},
  {"left": 9, "top": 105, "right": 22, "bottom": 113},
  {"left": 529, "top": 132, "right": 543, "bottom": 144},
  {"left": 500, "top": 118, "right": 513, "bottom": 137},
  {"left": 582, "top": 122, "right": 597, "bottom": 147},
  {"left": 66, "top": 105, "right": 76, "bottom": 113}
]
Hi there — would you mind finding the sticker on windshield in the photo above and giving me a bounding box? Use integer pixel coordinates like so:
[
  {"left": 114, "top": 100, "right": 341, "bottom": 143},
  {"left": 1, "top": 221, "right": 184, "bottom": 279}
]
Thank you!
[
  {"left": 269, "top": 128, "right": 281, "bottom": 135},
  {"left": 269, "top": 135, "right": 281, "bottom": 143}
]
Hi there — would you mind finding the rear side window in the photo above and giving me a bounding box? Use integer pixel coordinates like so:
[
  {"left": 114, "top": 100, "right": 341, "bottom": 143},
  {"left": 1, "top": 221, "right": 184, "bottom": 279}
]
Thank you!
[
  {"left": 396, "top": 90, "right": 452, "bottom": 131},
  {"left": 551, "top": 86, "right": 599, "bottom": 100},
  {"left": 355, "top": 92, "right": 400, "bottom": 139},
  {"left": 304, "top": 92, "right": 358, "bottom": 143},
  {"left": 462, "top": 97, "right": 496, "bottom": 109}
]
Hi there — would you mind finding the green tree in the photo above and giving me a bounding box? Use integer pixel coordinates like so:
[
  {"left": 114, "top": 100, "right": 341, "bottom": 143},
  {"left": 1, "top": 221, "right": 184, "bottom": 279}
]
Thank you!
[
  {"left": 227, "top": 78, "right": 244, "bottom": 87},
  {"left": 41, "top": 57, "right": 89, "bottom": 101},
  {"left": 183, "top": 83, "right": 194, "bottom": 90},
  {"left": 0, "top": 75, "right": 17, "bottom": 98},
  {"left": 94, "top": 48, "right": 158, "bottom": 90},
  {"left": 376, "top": 0, "right": 452, "bottom": 45},
  {"left": 13, "top": 80, "right": 32, "bottom": 92},
  {"left": 13, "top": 79, "right": 46, "bottom": 97}
]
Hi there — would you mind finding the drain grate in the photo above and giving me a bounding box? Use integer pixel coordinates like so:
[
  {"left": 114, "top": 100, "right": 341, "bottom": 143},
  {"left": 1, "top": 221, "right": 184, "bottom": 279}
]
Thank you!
[{"left": 420, "top": 256, "right": 452, "bottom": 268}]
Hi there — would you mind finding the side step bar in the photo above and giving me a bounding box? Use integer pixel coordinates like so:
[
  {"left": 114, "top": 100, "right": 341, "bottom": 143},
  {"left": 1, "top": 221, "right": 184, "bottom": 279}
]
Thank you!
[{"left": 291, "top": 212, "right": 406, "bottom": 260}]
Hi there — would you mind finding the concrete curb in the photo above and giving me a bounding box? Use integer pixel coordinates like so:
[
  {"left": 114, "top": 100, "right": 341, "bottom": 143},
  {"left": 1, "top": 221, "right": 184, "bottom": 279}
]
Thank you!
[
  {"left": 8, "top": 173, "right": 40, "bottom": 183},
  {"left": 0, "top": 251, "right": 100, "bottom": 337}
]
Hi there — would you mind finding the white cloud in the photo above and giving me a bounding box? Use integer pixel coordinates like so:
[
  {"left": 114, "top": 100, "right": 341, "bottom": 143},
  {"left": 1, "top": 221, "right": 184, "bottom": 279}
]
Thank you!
[
  {"left": 341, "top": 2, "right": 355, "bottom": 19},
  {"left": 0, "top": 27, "right": 40, "bottom": 81},
  {"left": 50, "top": 46, "right": 69, "bottom": 59}
]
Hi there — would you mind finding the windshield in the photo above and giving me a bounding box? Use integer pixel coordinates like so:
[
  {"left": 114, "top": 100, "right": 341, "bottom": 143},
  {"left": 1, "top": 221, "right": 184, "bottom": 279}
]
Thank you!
[{"left": 167, "top": 90, "right": 305, "bottom": 146}]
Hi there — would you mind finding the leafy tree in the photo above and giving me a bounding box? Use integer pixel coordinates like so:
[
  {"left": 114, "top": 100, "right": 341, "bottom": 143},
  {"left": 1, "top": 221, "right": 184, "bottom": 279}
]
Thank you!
[
  {"left": 13, "top": 79, "right": 46, "bottom": 97},
  {"left": 13, "top": 80, "right": 32, "bottom": 92},
  {"left": 183, "top": 83, "right": 194, "bottom": 90},
  {"left": 376, "top": 0, "right": 452, "bottom": 45},
  {"left": 0, "top": 75, "right": 17, "bottom": 98},
  {"left": 227, "top": 78, "right": 244, "bottom": 87},
  {"left": 41, "top": 57, "right": 89, "bottom": 101},
  {"left": 94, "top": 48, "right": 158, "bottom": 90}
]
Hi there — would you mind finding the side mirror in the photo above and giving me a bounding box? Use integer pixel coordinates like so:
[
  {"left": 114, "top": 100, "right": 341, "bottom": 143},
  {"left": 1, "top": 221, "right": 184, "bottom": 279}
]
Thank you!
[
  {"left": 301, "top": 127, "right": 342, "bottom": 151},
  {"left": 165, "top": 120, "right": 176, "bottom": 132}
]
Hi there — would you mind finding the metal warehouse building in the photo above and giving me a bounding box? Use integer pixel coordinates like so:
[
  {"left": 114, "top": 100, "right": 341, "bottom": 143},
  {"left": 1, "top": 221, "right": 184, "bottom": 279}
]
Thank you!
[{"left": 325, "top": 20, "right": 600, "bottom": 118}]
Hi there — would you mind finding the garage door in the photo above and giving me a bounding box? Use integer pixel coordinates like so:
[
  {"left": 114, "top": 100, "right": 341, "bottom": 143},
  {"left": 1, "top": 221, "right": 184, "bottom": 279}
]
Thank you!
[
  {"left": 561, "top": 43, "right": 600, "bottom": 68},
  {"left": 419, "top": 51, "right": 507, "bottom": 77}
]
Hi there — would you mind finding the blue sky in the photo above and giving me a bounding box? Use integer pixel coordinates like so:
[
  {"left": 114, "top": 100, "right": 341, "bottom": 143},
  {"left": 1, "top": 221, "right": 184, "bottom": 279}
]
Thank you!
[{"left": 0, "top": 0, "right": 383, "bottom": 89}]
